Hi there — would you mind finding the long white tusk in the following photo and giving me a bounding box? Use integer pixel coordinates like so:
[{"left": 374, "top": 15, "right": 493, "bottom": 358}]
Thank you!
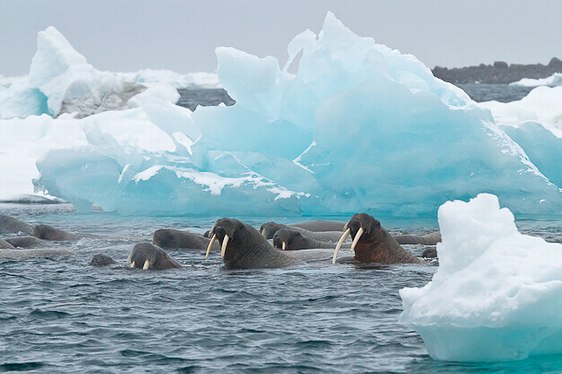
[
  {"left": 351, "top": 227, "right": 364, "bottom": 250},
  {"left": 261, "top": 228, "right": 266, "bottom": 237},
  {"left": 142, "top": 260, "right": 151, "bottom": 270},
  {"left": 332, "top": 228, "right": 351, "bottom": 264},
  {"left": 282, "top": 241, "right": 287, "bottom": 250},
  {"left": 130, "top": 260, "right": 136, "bottom": 268},
  {"left": 205, "top": 234, "right": 217, "bottom": 258},
  {"left": 221, "top": 234, "right": 230, "bottom": 257}
]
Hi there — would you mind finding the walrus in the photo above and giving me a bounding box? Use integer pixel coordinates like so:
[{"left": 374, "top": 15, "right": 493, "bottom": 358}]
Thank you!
[
  {"left": 273, "top": 228, "right": 349, "bottom": 250},
  {"left": 5, "top": 236, "right": 44, "bottom": 248},
  {"left": 0, "top": 215, "right": 34, "bottom": 234},
  {"left": 153, "top": 228, "right": 219, "bottom": 251},
  {"left": 206, "top": 218, "right": 302, "bottom": 269},
  {"left": 332, "top": 213, "right": 422, "bottom": 264},
  {"left": 394, "top": 232, "right": 442, "bottom": 246},
  {"left": 128, "top": 242, "right": 183, "bottom": 270},
  {"left": 31, "top": 224, "right": 81, "bottom": 241},
  {"left": 421, "top": 247, "right": 438, "bottom": 258},
  {"left": 0, "top": 238, "right": 15, "bottom": 249},
  {"left": 89, "top": 253, "right": 118, "bottom": 267},
  {"left": 0, "top": 248, "right": 73, "bottom": 259},
  {"left": 259, "top": 220, "right": 345, "bottom": 239}
]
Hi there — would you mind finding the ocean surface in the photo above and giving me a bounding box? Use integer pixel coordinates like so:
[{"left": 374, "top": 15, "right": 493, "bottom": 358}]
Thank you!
[
  {"left": 174, "top": 83, "right": 530, "bottom": 113},
  {"left": 1, "top": 202, "right": 562, "bottom": 373}
]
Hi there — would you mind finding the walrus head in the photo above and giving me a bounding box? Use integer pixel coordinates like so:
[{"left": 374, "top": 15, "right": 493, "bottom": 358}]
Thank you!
[
  {"left": 332, "top": 213, "right": 383, "bottom": 263},
  {"left": 128, "top": 242, "right": 182, "bottom": 270},
  {"left": 273, "top": 228, "right": 308, "bottom": 250},
  {"left": 206, "top": 218, "right": 268, "bottom": 265},
  {"left": 259, "top": 222, "right": 287, "bottom": 239},
  {"left": 152, "top": 229, "right": 178, "bottom": 248}
]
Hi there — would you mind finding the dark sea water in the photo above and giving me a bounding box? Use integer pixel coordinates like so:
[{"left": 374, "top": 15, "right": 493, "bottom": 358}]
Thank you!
[
  {"left": 1, "top": 203, "right": 562, "bottom": 373},
  {"left": 174, "top": 83, "right": 531, "bottom": 112},
  {"left": 458, "top": 83, "right": 534, "bottom": 103}
]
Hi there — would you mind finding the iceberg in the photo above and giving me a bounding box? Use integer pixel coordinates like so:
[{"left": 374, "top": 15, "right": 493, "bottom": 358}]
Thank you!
[
  {"left": 480, "top": 86, "right": 562, "bottom": 138},
  {"left": 3, "top": 14, "right": 562, "bottom": 216},
  {"left": 400, "top": 193, "right": 562, "bottom": 362},
  {"left": 510, "top": 72, "right": 562, "bottom": 87}
]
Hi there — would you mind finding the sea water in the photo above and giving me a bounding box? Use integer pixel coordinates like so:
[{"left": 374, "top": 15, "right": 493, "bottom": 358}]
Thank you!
[{"left": 1, "top": 203, "right": 561, "bottom": 373}]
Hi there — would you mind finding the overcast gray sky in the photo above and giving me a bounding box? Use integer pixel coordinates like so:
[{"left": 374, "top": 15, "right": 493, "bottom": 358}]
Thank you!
[{"left": 1, "top": 0, "right": 561, "bottom": 76}]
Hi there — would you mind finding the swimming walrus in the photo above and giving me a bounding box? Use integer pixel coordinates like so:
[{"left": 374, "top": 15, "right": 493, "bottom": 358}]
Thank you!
[
  {"left": 128, "top": 242, "right": 183, "bottom": 270},
  {"left": 0, "top": 214, "right": 34, "bottom": 234},
  {"left": 394, "top": 232, "right": 442, "bottom": 246},
  {"left": 206, "top": 218, "right": 301, "bottom": 269},
  {"left": 153, "top": 228, "right": 219, "bottom": 251},
  {"left": 5, "top": 236, "right": 44, "bottom": 248},
  {"left": 259, "top": 220, "right": 345, "bottom": 239},
  {"left": 332, "top": 213, "right": 422, "bottom": 264},
  {"left": 31, "top": 224, "right": 82, "bottom": 241},
  {"left": 0, "top": 238, "right": 15, "bottom": 249},
  {"left": 273, "top": 228, "right": 348, "bottom": 250}
]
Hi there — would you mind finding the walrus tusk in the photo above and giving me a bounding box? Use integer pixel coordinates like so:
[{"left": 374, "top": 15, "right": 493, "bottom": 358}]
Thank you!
[
  {"left": 205, "top": 234, "right": 217, "bottom": 258},
  {"left": 351, "top": 227, "right": 364, "bottom": 250},
  {"left": 332, "top": 228, "right": 351, "bottom": 264},
  {"left": 261, "top": 228, "right": 266, "bottom": 237},
  {"left": 142, "top": 259, "right": 151, "bottom": 270},
  {"left": 130, "top": 260, "right": 136, "bottom": 268},
  {"left": 282, "top": 241, "right": 287, "bottom": 250},
  {"left": 221, "top": 234, "right": 230, "bottom": 257}
]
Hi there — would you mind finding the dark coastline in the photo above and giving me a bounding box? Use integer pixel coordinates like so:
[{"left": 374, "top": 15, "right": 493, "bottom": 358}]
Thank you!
[{"left": 432, "top": 57, "right": 562, "bottom": 84}]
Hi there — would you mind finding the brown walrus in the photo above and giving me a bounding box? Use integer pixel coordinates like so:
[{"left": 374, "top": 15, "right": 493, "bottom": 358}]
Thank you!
[{"left": 333, "top": 213, "right": 422, "bottom": 264}]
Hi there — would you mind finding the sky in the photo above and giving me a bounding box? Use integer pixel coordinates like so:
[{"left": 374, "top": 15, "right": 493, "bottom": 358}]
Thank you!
[{"left": 1, "top": 0, "right": 562, "bottom": 76}]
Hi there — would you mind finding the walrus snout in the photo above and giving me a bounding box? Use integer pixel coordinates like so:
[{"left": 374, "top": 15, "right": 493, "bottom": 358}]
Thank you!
[{"left": 206, "top": 219, "right": 234, "bottom": 258}]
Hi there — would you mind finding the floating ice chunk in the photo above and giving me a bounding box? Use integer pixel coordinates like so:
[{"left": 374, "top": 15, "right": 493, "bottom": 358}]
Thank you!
[
  {"left": 510, "top": 72, "right": 562, "bottom": 87},
  {"left": 480, "top": 86, "right": 562, "bottom": 138},
  {"left": 0, "top": 76, "right": 48, "bottom": 119},
  {"left": 28, "top": 26, "right": 145, "bottom": 118},
  {"left": 127, "top": 84, "right": 180, "bottom": 107},
  {"left": 400, "top": 194, "right": 562, "bottom": 362},
  {"left": 117, "top": 69, "right": 221, "bottom": 89}
]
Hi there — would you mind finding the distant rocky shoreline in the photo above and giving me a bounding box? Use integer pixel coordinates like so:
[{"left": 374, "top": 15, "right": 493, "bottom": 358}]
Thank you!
[{"left": 432, "top": 57, "right": 562, "bottom": 84}]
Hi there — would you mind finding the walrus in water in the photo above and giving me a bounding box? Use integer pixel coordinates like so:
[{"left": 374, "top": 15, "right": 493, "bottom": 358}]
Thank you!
[
  {"left": 394, "top": 232, "right": 442, "bottom": 246},
  {"left": 0, "top": 238, "right": 15, "bottom": 249},
  {"left": 0, "top": 215, "right": 34, "bottom": 234},
  {"left": 0, "top": 248, "right": 73, "bottom": 260},
  {"left": 206, "top": 218, "right": 301, "bottom": 269},
  {"left": 153, "top": 228, "right": 219, "bottom": 251},
  {"left": 5, "top": 236, "right": 44, "bottom": 248},
  {"left": 332, "top": 213, "right": 422, "bottom": 264},
  {"left": 128, "top": 242, "right": 183, "bottom": 270},
  {"left": 31, "top": 224, "right": 81, "bottom": 241},
  {"left": 89, "top": 253, "right": 118, "bottom": 267},
  {"left": 273, "top": 228, "right": 348, "bottom": 250},
  {"left": 259, "top": 220, "right": 345, "bottom": 239}
]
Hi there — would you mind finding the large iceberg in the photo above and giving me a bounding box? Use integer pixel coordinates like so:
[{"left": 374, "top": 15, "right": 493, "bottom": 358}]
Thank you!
[
  {"left": 3, "top": 13, "right": 562, "bottom": 216},
  {"left": 400, "top": 193, "right": 562, "bottom": 362}
]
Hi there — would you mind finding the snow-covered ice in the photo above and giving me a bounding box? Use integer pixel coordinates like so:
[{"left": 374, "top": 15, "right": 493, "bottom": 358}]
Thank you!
[
  {"left": 400, "top": 193, "right": 562, "bottom": 362},
  {"left": 0, "top": 14, "right": 561, "bottom": 217}
]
